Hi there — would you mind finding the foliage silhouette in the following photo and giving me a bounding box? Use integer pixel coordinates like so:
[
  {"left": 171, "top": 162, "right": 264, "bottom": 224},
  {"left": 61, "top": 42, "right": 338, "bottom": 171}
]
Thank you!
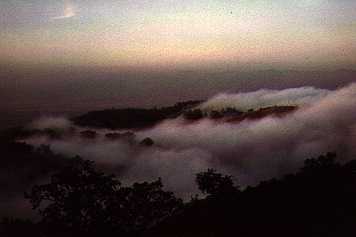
[
  {"left": 139, "top": 137, "right": 154, "bottom": 147},
  {"left": 24, "top": 157, "right": 182, "bottom": 237},
  {"left": 3, "top": 152, "right": 356, "bottom": 236},
  {"left": 150, "top": 153, "right": 356, "bottom": 237},
  {"left": 183, "top": 109, "right": 205, "bottom": 120},
  {"left": 196, "top": 169, "right": 239, "bottom": 197},
  {"left": 0, "top": 218, "right": 41, "bottom": 237},
  {"left": 109, "top": 178, "right": 183, "bottom": 233},
  {"left": 0, "top": 140, "right": 67, "bottom": 203},
  {"left": 73, "top": 101, "right": 202, "bottom": 129},
  {"left": 71, "top": 101, "right": 296, "bottom": 130},
  {"left": 25, "top": 157, "right": 119, "bottom": 233}
]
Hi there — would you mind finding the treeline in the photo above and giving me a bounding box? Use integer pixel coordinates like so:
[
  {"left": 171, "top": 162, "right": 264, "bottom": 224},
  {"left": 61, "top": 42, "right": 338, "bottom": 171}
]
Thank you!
[
  {"left": 72, "top": 101, "right": 202, "bottom": 129},
  {"left": 182, "top": 105, "right": 297, "bottom": 121},
  {"left": 2, "top": 151, "right": 356, "bottom": 237},
  {"left": 72, "top": 100, "right": 297, "bottom": 129},
  {"left": 152, "top": 152, "right": 356, "bottom": 237}
]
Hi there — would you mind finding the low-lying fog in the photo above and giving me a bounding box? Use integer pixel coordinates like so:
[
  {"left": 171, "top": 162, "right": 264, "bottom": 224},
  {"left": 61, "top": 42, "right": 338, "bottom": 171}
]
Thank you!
[{"left": 23, "top": 83, "right": 356, "bottom": 198}]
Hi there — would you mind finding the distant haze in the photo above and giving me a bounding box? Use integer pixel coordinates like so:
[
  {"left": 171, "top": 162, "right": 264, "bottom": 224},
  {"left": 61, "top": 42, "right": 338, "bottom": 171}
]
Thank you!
[{"left": 1, "top": 67, "right": 356, "bottom": 129}]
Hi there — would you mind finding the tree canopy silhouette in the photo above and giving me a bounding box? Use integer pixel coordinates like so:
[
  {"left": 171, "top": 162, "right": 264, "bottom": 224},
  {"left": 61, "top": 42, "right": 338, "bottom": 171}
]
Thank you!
[
  {"left": 150, "top": 154, "right": 356, "bottom": 237},
  {"left": 25, "top": 157, "right": 182, "bottom": 236},
  {"left": 196, "top": 169, "right": 239, "bottom": 197},
  {"left": 25, "top": 157, "right": 119, "bottom": 234},
  {"left": 3, "top": 151, "right": 356, "bottom": 237}
]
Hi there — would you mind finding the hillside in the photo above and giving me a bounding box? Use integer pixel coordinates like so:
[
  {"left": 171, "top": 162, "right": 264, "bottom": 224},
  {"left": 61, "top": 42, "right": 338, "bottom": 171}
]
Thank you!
[{"left": 72, "top": 101, "right": 297, "bottom": 130}]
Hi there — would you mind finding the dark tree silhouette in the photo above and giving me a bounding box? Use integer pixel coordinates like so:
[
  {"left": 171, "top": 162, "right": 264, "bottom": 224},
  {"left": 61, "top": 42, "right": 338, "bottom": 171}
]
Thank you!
[
  {"left": 139, "top": 137, "right": 154, "bottom": 147},
  {"left": 149, "top": 154, "right": 356, "bottom": 237},
  {"left": 73, "top": 101, "right": 202, "bottom": 129},
  {"left": 183, "top": 109, "right": 204, "bottom": 120},
  {"left": 302, "top": 152, "right": 338, "bottom": 173},
  {"left": 25, "top": 157, "right": 119, "bottom": 233},
  {"left": 0, "top": 218, "right": 40, "bottom": 237},
  {"left": 109, "top": 179, "right": 183, "bottom": 234},
  {"left": 4, "top": 138, "right": 356, "bottom": 237},
  {"left": 196, "top": 169, "right": 239, "bottom": 197},
  {"left": 209, "top": 110, "right": 224, "bottom": 119},
  {"left": 80, "top": 130, "right": 98, "bottom": 139},
  {"left": 25, "top": 157, "right": 182, "bottom": 236}
]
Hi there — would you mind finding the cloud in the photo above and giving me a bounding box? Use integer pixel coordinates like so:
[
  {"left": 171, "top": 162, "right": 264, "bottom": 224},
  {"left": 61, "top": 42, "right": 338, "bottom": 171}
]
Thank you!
[
  {"left": 23, "top": 84, "right": 356, "bottom": 198},
  {"left": 28, "top": 116, "right": 71, "bottom": 130},
  {"left": 137, "top": 83, "right": 356, "bottom": 184},
  {"left": 199, "top": 87, "right": 330, "bottom": 111},
  {"left": 24, "top": 135, "right": 212, "bottom": 199}
]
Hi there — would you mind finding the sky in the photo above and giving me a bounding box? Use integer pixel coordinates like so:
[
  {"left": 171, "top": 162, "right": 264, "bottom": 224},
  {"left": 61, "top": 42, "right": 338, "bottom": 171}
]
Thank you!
[
  {"left": 1, "top": 0, "right": 356, "bottom": 129},
  {"left": 1, "top": 0, "right": 356, "bottom": 70}
]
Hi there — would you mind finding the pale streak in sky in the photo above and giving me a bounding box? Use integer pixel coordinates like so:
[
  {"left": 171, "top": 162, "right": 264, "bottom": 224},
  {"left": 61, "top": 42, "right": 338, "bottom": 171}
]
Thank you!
[
  {"left": 52, "top": 1, "right": 76, "bottom": 20},
  {"left": 0, "top": 0, "right": 355, "bottom": 69}
]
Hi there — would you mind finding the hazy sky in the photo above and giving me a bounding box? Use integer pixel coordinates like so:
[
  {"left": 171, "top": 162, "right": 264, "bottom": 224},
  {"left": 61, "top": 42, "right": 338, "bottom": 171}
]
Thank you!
[{"left": 1, "top": 0, "right": 356, "bottom": 70}]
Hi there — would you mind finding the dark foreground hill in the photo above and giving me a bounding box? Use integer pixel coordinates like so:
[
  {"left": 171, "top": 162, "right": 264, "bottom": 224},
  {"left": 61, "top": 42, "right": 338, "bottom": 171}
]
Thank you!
[
  {"left": 149, "top": 153, "right": 356, "bottom": 237},
  {"left": 2, "top": 151, "right": 356, "bottom": 237}
]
